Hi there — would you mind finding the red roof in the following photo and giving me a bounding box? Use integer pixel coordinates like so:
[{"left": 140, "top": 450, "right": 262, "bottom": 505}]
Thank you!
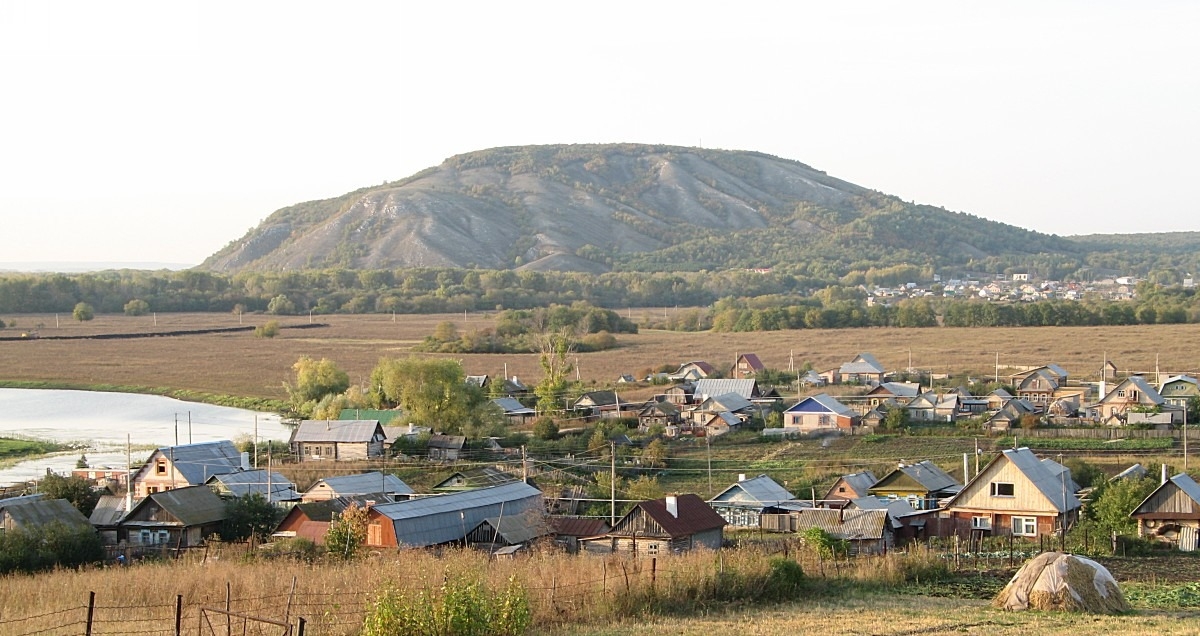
[
  {"left": 622, "top": 494, "right": 726, "bottom": 538},
  {"left": 550, "top": 516, "right": 610, "bottom": 537}
]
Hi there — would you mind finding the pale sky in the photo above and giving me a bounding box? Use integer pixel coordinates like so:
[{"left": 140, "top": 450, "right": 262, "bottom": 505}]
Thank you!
[{"left": 2, "top": 1, "right": 1197, "bottom": 267}]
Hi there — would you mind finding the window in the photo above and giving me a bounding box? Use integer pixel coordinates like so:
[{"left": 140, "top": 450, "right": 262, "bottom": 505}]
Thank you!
[
  {"left": 647, "top": 542, "right": 659, "bottom": 556},
  {"left": 1117, "top": 390, "right": 1126, "bottom": 398},
  {"left": 837, "top": 486, "right": 846, "bottom": 493},
  {"left": 1012, "top": 516, "right": 1037, "bottom": 536},
  {"left": 155, "top": 460, "right": 167, "bottom": 476},
  {"left": 818, "top": 415, "right": 831, "bottom": 427},
  {"left": 972, "top": 516, "right": 991, "bottom": 530},
  {"left": 990, "top": 482, "right": 1015, "bottom": 497}
]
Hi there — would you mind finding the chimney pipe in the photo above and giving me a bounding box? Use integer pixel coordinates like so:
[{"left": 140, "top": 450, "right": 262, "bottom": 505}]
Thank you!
[
  {"left": 665, "top": 495, "right": 679, "bottom": 518},
  {"left": 738, "top": 474, "right": 746, "bottom": 482},
  {"left": 240, "top": 451, "right": 250, "bottom": 472}
]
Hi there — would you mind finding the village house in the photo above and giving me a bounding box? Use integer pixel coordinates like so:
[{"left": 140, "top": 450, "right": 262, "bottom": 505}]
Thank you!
[
  {"left": 427, "top": 434, "right": 467, "bottom": 461},
  {"left": 1014, "top": 368, "right": 1062, "bottom": 410},
  {"left": 669, "top": 361, "right": 715, "bottom": 382},
  {"left": 549, "top": 517, "right": 611, "bottom": 554},
  {"left": 819, "top": 353, "right": 886, "bottom": 386},
  {"left": 130, "top": 440, "right": 247, "bottom": 498},
  {"left": 290, "top": 420, "right": 386, "bottom": 462},
  {"left": 730, "top": 353, "right": 765, "bottom": 379},
  {"left": 492, "top": 397, "right": 537, "bottom": 426},
  {"left": 205, "top": 469, "right": 299, "bottom": 502},
  {"left": 301, "top": 472, "right": 414, "bottom": 503},
  {"left": 782, "top": 393, "right": 860, "bottom": 434},
  {"left": 273, "top": 494, "right": 383, "bottom": 545},
  {"left": 944, "top": 447, "right": 1080, "bottom": 540},
  {"left": 0, "top": 494, "right": 92, "bottom": 533},
  {"left": 766, "top": 507, "right": 893, "bottom": 555},
  {"left": 863, "top": 382, "right": 921, "bottom": 409},
  {"left": 847, "top": 497, "right": 940, "bottom": 543},
  {"left": 1159, "top": 375, "right": 1200, "bottom": 411},
  {"left": 581, "top": 494, "right": 726, "bottom": 555},
  {"left": 1131, "top": 472, "right": 1200, "bottom": 551},
  {"left": 636, "top": 401, "right": 682, "bottom": 432},
  {"left": 1091, "top": 376, "right": 1181, "bottom": 424},
  {"left": 117, "top": 485, "right": 227, "bottom": 550},
  {"left": 364, "top": 481, "right": 544, "bottom": 549},
  {"left": 707, "top": 474, "right": 796, "bottom": 527},
  {"left": 868, "top": 460, "right": 961, "bottom": 511},
  {"left": 660, "top": 383, "right": 696, "bottom": 406},
  {"left": 822, "top": 471, "right": 879, "bottom": 507}
]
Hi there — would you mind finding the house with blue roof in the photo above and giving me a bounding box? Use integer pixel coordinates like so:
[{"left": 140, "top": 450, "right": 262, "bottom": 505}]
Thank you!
[
  {"left": 782, "top": 394, "right": 860, "bottom": 434},
  {"left": 708, "top": 474, "right": 796, "bottom": 527},
  {"left": 131, "top": 440, "right": 246, "bottom": 499},
  {"left": 364, "top": 481, "right": 543, "bottom": 548}
]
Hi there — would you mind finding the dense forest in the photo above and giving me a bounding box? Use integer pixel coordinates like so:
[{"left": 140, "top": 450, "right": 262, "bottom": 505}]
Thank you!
[{"left": 1, "top": 268, "right": 1198, "bottom": 331}]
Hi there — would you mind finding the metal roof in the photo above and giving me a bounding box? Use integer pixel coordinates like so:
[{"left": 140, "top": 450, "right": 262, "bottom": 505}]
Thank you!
[
  {"left": 840, "top": 471, "right": 880, "bottom": 496},
  {"left": 709, "top": 475, "right": 796, "bottom": 506},
  {"left": 1169, "top": 474, "right": 1200, "bottom": 506},
  {"left": 207, "top": 470, "right": 300, "bottom": 501},
  {"left": 790, "top": 508, "right": 889, "bottom": 540},
  {"left": 702, "top": 393, "right": 754, "bottom": 413},
  {"left": 471, "top": 514, "right": 548, "bottom": 545},
  {"left": 292, "top": 420, "right": 385, "bottom": 444},
  {"left": 370, "top": 481, "right": 543, "bottom": 548},
  {"left": 550, "top": 516, "right": 610, "bottom": 537},
  {"left": 493, "top": 397, "right": 535, "bottom": 414},
  {"left": 142, "top": 440, "right": 244, "bottom": 486},
  {"left": 875, "top": 382, "right": 921, "bottom": 397},
  {"left": 840, "top": 353, "right": 884, "bottom": 375},
  {"left": 89, "top": 494, "right": 129, "bottom": 526},
  {"left": 1039, "top": 459, "right": 1081, "bottom": 495},
  {"left": 1113, "top": 464, "right": 1148, "bottom": 481},
  {"left": 873, "top": 460, "right": 960, "bottom": 495},
  {"left": 0, "top": 497, "right": 92, "bottom": 531},
  {"left": 847, "top": 497, "right": 930, "bottom": 527},
  {"left": 309, "top": 472, "right": 414, "bottom": 497},
  {"left": 614, "top": 494, "right": 726, "bottom": 538},
  {"left": 694, "top": 379, "right": 757, "bottom": 400},
  {"left": 1001, "top": 448, "right": 1080, "bottom": 512},
  {"left": 786, "top": 393, "right": 857, "bottom": 418},
  {"left": 432, "top": 467, "right": 519, "bottom": 491},
  {"left": 428, "top": 434, "right": 466, "bottom": 449},
  {"left": 127, "top": 485, "right": 228, "bottom": 527}
]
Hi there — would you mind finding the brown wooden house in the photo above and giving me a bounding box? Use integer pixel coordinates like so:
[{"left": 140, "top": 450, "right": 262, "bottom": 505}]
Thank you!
[
  {"left": 580, "top": 494, "right": 726, "bottom": 555},
  {"left": 944, "top": 447, "right": 1080, "bottom": 540},
  {"left": 1131, "top": 473, "right": 1200, "bottom": 552}
]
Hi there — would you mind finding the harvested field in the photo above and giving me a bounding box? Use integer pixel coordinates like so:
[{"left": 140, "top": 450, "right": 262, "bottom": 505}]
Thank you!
[{"left": 1, "top": 311, "right": 1198, "bottom": 401}]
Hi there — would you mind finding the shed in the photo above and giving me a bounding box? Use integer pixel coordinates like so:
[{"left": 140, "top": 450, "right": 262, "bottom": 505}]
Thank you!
[
  {"left": 1131, "top": 473, "right": 1200, "bottom": 551},
  {"left": 365, "top": 481, "right": 544, "bottom": 548}
]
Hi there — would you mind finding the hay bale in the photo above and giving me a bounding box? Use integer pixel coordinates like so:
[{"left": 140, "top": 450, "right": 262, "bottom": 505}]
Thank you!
[{"left": 993, "top": 552, "right": 1129, "bottom": 614}]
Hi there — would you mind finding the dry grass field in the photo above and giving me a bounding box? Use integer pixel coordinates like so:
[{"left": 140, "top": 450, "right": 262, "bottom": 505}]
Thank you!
[{"left": 2, "top": 311, "right": 1198, "bottom": 402}]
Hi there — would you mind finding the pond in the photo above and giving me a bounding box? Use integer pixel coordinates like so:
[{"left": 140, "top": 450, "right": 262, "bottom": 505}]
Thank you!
[{"left": 0, "top": 388, "right": 289, "bottom": 485}]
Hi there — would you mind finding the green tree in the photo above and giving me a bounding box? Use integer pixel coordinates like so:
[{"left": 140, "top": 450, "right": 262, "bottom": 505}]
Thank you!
[
  {"left": 534, "top": 330, "right": 575, "bottom": 415},
  {"left": 641, "top": 438, "right": 668, "bottom": 468},
  {"left": 37, "top": 473, "right": 101, "bottom": 517},
  {"left": 72, "top": 302, "right": 94, "bottom": 322},
  {"left": 325, "top": 502, "right": 369, "bottom": 559},
  {"left": 432, "top": 321, "right": 459, "bottom": 342},
  {"left": 123, "top": 298, "right": 150, "bottom": 316},
  {"left": 219, "top": 494, "right": 282, "bottom": 543},
  {"left": 627, "top": 475, "right": 664, "bottom": 501},
  {"left": 882, "top": 406, "right": 908, "bottom": 431},
  {"left": 290, "top": 356, "right": 351, "bottom": 402},
  {"left": 532, "top": 417, "right": 559, "bottom": 440},
  {"left": 1088, "top": 476, "right": 1158, "bottom": 535},
  {"left": 266, "top": 294, "right": 296, "bottom": 315},
  {"left": 369, "top": 356, "right": 491, "bottom": 435}
]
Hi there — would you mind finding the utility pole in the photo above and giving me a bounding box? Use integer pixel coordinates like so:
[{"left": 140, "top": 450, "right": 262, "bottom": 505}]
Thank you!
[
  {"left": 522, "top": 445, "right": 528, "bottom": 482},
  {"left": 610, "top": 441, "right": 616, "bottom": 526},
  {"left": 1185, "top": 408, "right": 1189, "bottom": 472},
  {"left": 706, "top": 435, "right": 713, "bottom": 495},
  {"left": 994, "top": 352, "right": 999, "bottom": 385},
  {"left": 254, "top": 415, "right": 259, "bottom": 469},
  {"left": 974, "top": 437, "right": 980, "bottom": 478},
  {"left": 188, "top": 411, "right": 192, "bottom": 444}
]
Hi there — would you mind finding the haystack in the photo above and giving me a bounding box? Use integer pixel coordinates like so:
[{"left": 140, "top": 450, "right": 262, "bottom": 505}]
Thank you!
[{"left": 993, "top": 552, "right": 1128, "bottom": 614}]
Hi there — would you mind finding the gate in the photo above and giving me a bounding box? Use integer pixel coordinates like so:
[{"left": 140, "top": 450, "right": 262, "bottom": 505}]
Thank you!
[
  {"left": 198, "top": 607, "right": 304, "bottom": 636},
  {"left": 1179, "top": 526, "right": 1199, "bottom": 552}
]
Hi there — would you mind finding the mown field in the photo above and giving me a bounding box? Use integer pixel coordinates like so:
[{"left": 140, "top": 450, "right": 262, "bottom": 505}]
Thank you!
[{"left": 1, "top": 311, "right": 1198, "bottom": 402}]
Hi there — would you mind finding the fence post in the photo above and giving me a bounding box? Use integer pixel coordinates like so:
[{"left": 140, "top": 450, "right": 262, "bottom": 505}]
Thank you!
[
  {"left": 85, "top": 591, "right": 95, "bottom": 636},
  {"left": 226, "top": 581, "right": 232, "bottom": 636},
  {"left": 296, "top": 617, "right": 306, "bottom": 636},
  {"left": 651, "top": 557, "right": 656, "bottom": 590},
  {"left": 602, "top": 561, "right": 606, "bottom": 596},
  {"left": 175, "top": 594, "right": 183, "bottom": 636},
  {"left": 285, "top": 575, "right": 297, "bottom": 625}
]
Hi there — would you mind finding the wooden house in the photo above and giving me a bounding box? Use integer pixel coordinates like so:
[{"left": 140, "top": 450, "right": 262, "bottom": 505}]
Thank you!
[
  {"left": 130, "top": 440, "right": 246, "bottom": 498},
  {"left": 464, "top": 513, "right": 551, "bottom": 551},
  {"left": 822, "top": 471, "right": 879, "bottom": 507},
  {"left": 1159, "top": 375, "right": 1199, "bottom": 410},
  {"left": 290, "top": 420, "right": 386, "bottom": 462},
  {"left": 549, "top": 517, "right": 610, "bottom": 554},
  {"left": 780, "top": 508, "right": 893, "bottom": 555},
  {"left": 581, "top": 494, "right": 726, "bottom": 555},
  {"left": 637, "top": 401, "right": 682, "bottom": 432},
  {"left": 301, "top": 472, "right": 414, "bottom": 502},
  {"left": 492, "top": 397, "right": 537, "bottom": 426},
  {"left": 731, "top": 353, "right": 765, "bottom": 379},
  {"left": 273, "top": 495, "right": 382, "bottom": 544},
  {"left": 661, "top": 384, "right": 695, "bottom": 406},
  {"left": 118, "top": 485, "right": 227, "bottom": 549},
  {"left": 1015, "top": 369, "right": 1061, "bottom": 410},
  {"left": 205, "top": 469, "right": 299, "bottom": 502},
  {"left": 847, "top": 497, "right": 940, "bottom": 543},
  {"left": 1131, "top": 473, "right": 1200, "bottom": 551},
  {"left": 944, "top": 447, "right": 1080, "bottom": 539},
  {"left": 364, "top": 481, "right": 543, "bottom": 548},
  {"left": 427, "top": 434, "right": 466, "bottom": 461},
  {"left": 708, "top": 474, "right": 796, "bottom": 527},
  {"left": 868, "top": 460, "right": 961, "bottom": 511},
  {"left": 904, "top": 392, "right": 960, "bottom": 422},
  {"left": 0, "top": 494, "right": 92, "bottom": 533},
  {"left": 1091, "top": 376, "right": 1180, "bottom": 424},
  {"left": 669, "top": 361, "right": 715, "bottom": 382},
  {"left": 782, "top": 394, "right": 860, "bottom": 433},
  {"left": 984, "top": 398, "right": 1037, "bottom": 432}
]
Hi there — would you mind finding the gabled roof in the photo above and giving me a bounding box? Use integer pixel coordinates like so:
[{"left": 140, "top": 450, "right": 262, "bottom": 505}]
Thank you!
[
  {"left": 1131, "top": 473, "right": 1200, "bottom": 518},
  {"left": 1039, "top": 458, "right": 1081, "bottom": 495},
  {"left": 784, "top": 393, "right": 857, "bottom": 418},
  {"left": 840, "top": 353, "right": 884, "bottom": 375},
  {"left": 292, "top": 420, "right": 385, "bottom": 444},
  {"left": 736, "top": 353, "right": 765, "bottom": 371},
  {"left": 308, "top": 472, "right": 414, "bottom": 497},
  {"left": 872, "top": 460, "right": 960, "bottom": 495},
  {"left": 575, "top": 390, "right": 619, "bottom": 408},
  {"left": 694, "top": 379, "right": 758, "bottom": 401},
  {"left": 550, "top": 516, "right": 610, "bottom": 538},
  {"left": 370, "top": 481, "right": 543, "bottom": 547},
  {"left": 1098, "top": 376, "right": 1166, "bottom": 405},
  {"left": 1113, "top": 464, "right": 1148, "bottom": 481},
  {"left": 206, "top": 469, "right": 299, "bottom": 500},
  {"left": 465, "top": 375, "right": 488, "bottom": 388},
  {"left": 675, "top": 361, "right": 715, "bottom": 375},
  {"left": 125, "top": 485, "right": 228, "bottom": 527},
  {"left": 615, "top": 494, "right": 725, "bottom": 538},
  {"left": 432, "top": 466, "right": 517, "bottom": 491},
  {"left": 428, "top": 434, "right": 466, "bottom": 450},
  {"left": 141, "top": 440, "right": 244, "bottom": 485},
  {"left": 838, "top": 471, "right": 880, "bottom": 497},
  {"left": 283, "top": 494, "right": 383, "bottom": 524},
  {"left": 869, "top": 382, "right": 921, "bottom": 398},
  {"left": 709, "top": 475, "right": 796, "bottom": 507},
  {"left": 700, "top": 392, "right": 753, "bottom": 413},
  {"left": 0, "top": 497, "right": 92, "bottom": 531},
  {"left": 789, "top": 508, "right": 889, "bottom": 541},
  {"left": 1160, "top": 375, "right": 1199, "bottom": 392},
  {"left": 493, "top": 397, "right": 535, "bottom": 415},
  {"left": 639, "top": 401, "right": 680, "bottom": 416},
  {"left": 382, "top": 424, "right": 431, "bottom": 445},
  {"left": 89, "top": 494, "right": 129, "bottom": 527},
  {"left": 847, "top": 497, "right": 932, "bottom": 525},
  {"left": 946, "top": 448, "right": 1080, "bottom": 513},
  {"left": 470, "top": 514, "right": 548, "bottom": 545}
]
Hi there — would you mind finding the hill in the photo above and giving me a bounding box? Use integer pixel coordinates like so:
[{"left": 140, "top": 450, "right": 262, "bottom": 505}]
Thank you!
[{"left": 200, "top": 144, "right": 1087, "bottom": 276}]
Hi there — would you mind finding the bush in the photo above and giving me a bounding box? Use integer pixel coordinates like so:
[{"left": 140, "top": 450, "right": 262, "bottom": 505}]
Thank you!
[
  {"left": 362, "top": 572, "right": 530, "bottom": 636},
  {"left": 764, "top": 557, "right": 805, "bottom": 599},
  {"left": 123, "top": 298, "right": 150, "bottom": 316},
  {"left": 532, "top": 418, "right": 558, "bottom": 440},
  {"left": 254, "top": 320, "right": 280, "bottom": 338}
]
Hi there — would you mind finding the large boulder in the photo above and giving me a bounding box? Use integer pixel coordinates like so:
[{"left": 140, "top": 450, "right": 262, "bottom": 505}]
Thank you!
[{"left": 994, "top": 552, "right": 1129, "bottom": 614}]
